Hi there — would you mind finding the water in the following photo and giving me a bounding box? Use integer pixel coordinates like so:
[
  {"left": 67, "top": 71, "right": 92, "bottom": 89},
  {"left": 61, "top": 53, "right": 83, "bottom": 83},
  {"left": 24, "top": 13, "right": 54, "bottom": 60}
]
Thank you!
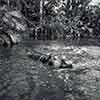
[
  {"left": 0, "top": 41, "right": 66, "bottom": 100},
  {"left": 0, "top": 40, "right": 100, "bottom": 100}
]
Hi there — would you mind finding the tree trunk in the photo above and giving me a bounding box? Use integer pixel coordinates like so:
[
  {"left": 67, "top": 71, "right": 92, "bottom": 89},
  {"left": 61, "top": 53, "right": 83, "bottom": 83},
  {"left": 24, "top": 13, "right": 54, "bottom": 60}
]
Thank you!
[{"left": 40, "top": 0, "right": 44, "bottom": 39}]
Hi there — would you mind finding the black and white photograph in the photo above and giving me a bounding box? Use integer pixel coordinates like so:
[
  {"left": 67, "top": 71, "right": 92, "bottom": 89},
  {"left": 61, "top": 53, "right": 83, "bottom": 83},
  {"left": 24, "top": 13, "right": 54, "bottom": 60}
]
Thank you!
[{"left": 0, "top": 0, "right": 100, "bottom": 100}]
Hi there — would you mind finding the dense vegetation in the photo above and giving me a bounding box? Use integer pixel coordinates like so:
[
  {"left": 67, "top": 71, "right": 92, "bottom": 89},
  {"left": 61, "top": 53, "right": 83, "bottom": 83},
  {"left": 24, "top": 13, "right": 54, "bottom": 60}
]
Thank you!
[{"left": 0, "top": 0, "right": 100, "bottom": 40}]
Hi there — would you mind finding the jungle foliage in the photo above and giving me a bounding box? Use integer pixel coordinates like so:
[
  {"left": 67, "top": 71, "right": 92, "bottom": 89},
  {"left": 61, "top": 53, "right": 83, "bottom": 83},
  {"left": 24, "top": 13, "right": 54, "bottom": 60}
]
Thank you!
[{"left": 0, "top": 0, "right": 100, "bottom": 40}]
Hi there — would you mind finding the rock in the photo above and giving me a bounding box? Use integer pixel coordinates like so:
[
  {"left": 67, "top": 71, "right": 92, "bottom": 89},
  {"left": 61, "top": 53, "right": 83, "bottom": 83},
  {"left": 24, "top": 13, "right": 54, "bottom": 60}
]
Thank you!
[
  {"left": 27, "top": 51, "right": 40, "bottom": 61},
  {"left": 26, "top": 51, "right": 33, "bottom": 56}
]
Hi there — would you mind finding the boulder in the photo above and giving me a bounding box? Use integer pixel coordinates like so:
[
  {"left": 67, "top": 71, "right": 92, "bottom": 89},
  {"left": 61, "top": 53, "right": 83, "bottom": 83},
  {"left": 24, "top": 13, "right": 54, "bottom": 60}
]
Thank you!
[{"left": 27, "top": 51, "right": 41, "bottom": 61}]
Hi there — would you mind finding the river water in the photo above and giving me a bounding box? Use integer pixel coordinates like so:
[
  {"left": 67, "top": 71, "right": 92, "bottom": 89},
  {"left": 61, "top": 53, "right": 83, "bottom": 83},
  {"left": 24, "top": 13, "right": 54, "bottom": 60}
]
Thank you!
[{"left": 0, "top": 40, "right": 100, "bottom": 100}]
